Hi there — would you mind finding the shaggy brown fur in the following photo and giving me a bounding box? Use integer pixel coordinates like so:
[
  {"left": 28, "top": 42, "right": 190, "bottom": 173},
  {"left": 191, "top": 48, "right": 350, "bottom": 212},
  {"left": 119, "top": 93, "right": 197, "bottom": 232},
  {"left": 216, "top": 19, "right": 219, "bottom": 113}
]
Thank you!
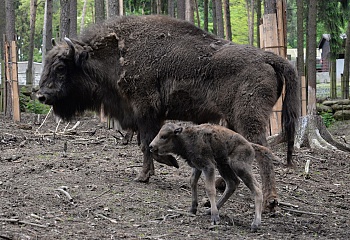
[
  {"left": 149, "top": 122, "right": 266, "bottom": 231},
  {"left": 36, "top": 15, "right": 299, "bottom": 210}
]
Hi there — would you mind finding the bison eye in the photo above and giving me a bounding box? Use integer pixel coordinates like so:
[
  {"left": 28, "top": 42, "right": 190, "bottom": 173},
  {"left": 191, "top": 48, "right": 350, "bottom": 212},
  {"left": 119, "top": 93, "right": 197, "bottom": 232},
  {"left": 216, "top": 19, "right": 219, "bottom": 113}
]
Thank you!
[
  {"left": 160, "top": 135, "right": 168, "bottom": 140},
  {"left": 56, "top": 65, "right": 65, "bottom": 73}
]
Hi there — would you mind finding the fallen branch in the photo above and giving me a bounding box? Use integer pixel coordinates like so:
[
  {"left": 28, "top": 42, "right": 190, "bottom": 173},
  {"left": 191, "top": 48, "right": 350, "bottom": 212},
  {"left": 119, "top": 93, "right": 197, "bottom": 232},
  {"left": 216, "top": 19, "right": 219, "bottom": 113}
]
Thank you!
[
  {"left": 0, "top": 218, "right": 47, "bottom": 228},
  {"left": 280, "top": 207, "right": 325, "bottom": 216},
  {"left": 278, "top": 201, "right": 299, "bottom": 208}
]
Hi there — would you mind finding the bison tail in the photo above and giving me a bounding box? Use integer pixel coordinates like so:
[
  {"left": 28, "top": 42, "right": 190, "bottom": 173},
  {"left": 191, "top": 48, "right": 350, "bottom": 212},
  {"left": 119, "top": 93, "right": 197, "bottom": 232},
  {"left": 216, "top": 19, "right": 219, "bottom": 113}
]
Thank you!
[{"left": 264, "top": 52, "right": 300, "bottom": 165}]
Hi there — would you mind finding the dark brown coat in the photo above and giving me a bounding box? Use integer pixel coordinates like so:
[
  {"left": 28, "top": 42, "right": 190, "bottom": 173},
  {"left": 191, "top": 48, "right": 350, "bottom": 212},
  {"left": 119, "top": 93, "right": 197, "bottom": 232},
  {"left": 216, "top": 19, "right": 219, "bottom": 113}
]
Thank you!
[{"left": 36, "top": 15, "right": 299, "bottom": 210}]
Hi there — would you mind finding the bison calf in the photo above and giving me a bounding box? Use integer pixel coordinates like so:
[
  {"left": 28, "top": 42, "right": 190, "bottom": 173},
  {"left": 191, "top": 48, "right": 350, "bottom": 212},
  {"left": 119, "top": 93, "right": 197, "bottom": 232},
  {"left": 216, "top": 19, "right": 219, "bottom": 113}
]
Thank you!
[{"left": 149, "top": 123, "right": 266, "bottom": 231}]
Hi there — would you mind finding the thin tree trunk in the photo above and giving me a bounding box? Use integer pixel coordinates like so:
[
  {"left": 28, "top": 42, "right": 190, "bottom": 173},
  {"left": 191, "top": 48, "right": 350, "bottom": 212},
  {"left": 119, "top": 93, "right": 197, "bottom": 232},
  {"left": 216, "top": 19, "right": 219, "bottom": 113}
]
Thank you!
[
  {"left": 342, "top": 19, "right": 350, "bottom": 99},
  {"left": 194, "top": 0, "right": 200, "bottom": 27},
  {"left": 69, "top": 0, "right": 77, "bottom": 38},
  {"left": 185, "top": 0, "right": 194, "bottom": 23},
  {"left": 95, "top": 0, "right": 105, "bottom": 23},
  {"left": 212, "top": 0, "right": 217, "bottom": 35},
  {"left": 168, "top": 0, "right": 175, "bottom": 17},
  {"left": 80, "top": 0, "right": 88, "bottom": 32},
  {"left": 26, "top": 0, "right": 37, "bottom": 86},
  {"left": 256, "top": 0, "right": 261, "bottom": 48},
  {"left": 330, "top": 60, "right": 337, "bottom": 99},
  {"left": 223, "top": 0, "right": 231, "bottom": 40},
  {"left": 215, "top": 0, "right": 224, "bottom": 38},
  {"left": 246, "top": 0, "right": 254, "bottom": 45},
  {"left": 42, "top": 0, "right": 53, "bottom": 65},
  {"left": 60, "top": 0, "right": 70, "bottom": 38},
  {"left": 307, "top": 0, "right": 316, "bottom": 115},
  {"left": 177, "top": 0, "right": 186, "bottom": 20},
  {"left": 296, "top": 0, "right": 304, "bottom": 77},
  {"left": 203, "top": 0, "right": 208, "bottom": 31},
  {"left": 119, "top": 0, "right": 124, "bottom": 15}
]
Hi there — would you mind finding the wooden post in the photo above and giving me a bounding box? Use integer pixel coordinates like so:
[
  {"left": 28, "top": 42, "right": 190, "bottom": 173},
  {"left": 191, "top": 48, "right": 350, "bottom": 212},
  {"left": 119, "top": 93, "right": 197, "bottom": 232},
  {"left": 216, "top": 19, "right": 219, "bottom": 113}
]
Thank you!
[
  {"left": 4, "top": 40, "right": 10, "bottom": 116},
  {"left": 0, "top": 58, "right": 4, "bottom": 112},
  {"left": 260, "top": 0, "right": 287, "bottom": 136},
  {"left": 11, "top": 41, "right": 20, "bottom": 122}
]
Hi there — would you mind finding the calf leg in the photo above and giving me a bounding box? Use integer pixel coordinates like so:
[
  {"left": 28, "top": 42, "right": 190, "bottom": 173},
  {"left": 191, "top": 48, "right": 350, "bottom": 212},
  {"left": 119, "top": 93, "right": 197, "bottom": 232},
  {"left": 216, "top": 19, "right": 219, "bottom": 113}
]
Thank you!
[
  {"left": 189, "top": 168, "right": 202, "bottom": 214},
  {"left": 230, "top": 159, "right": 262, "bottom": 232},
  {"left": 215, "top": 164, "right": 241, "bottom": 210},
  {"left": 202, "top": 165, "right": 220, "bottom": 225}
]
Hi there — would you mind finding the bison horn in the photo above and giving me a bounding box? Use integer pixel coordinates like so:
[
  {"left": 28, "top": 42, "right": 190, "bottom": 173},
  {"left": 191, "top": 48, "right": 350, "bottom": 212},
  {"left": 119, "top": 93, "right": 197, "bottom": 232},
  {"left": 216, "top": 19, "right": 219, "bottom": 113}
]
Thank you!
[
  {"left": 64, "top": 37, "right": 75, "bottom": 56},
  {"left": 51, "top": 38, "right": 56, "bottom": 47}
]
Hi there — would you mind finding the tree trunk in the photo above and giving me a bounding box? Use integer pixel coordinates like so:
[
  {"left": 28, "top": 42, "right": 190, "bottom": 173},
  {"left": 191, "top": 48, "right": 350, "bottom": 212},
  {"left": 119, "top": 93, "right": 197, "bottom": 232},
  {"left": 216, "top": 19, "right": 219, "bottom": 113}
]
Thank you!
[
  {"left": 296, "top": 0, "right": 304, "bottom": 78},
  {"left": 156, "top": 0, "right": 161, "bottom": 14},
  {"left": 215, "top": 0, "right": 224, "bottom": 38},
  {"left": 0, "top": 0, "right": 5, "bottom": 57},
  {"left": 119, "top": 0, "right": 124, "bottom": 15},
  {"left": 256, "top": 0, "right": 261, "bottom": 48},
  {"left": 330, "top": 60, "right": 337, "bottom": 99},
  {"left": 168, "top": 0, "right": 175, "bottom": 17},
  {"left": 95, "top": 0, "right": 105, "bottom": 23},
  {"left": 307, "top": 0, "right": 316, "bottom": 115},
  {"left": 203, "top": 0, "right": 208, "bottom": 32},
  {"left": 223, "top": 0, "right": 231, "bottom": 40},
  {"left": 80, "top": 0, "right": 88, "bottom": 32},
  {"left": 264, "top": 0, "right": 276, "bottom": 14},
  {"left": 177, "top": 0, "right": 185, "bottom": 20},
  {"left": 107, "top": 0, "right": 118, "bottom": 18},
  {"left": 185, "top": 0, "right": 194, "bottom": 23},
  {"left": 246, "top": 0, "right": 254, "bottom": 45},
  {"left": 69, "top": 0, "right": 77, "bottom": 38},
  {"left": 26, "top": 0, "right": 37, "bottom": 87},
  {"left": 5, "top": 0, "right": 16, "bottom": 117},
  {"left": 212, "top": 0, "right": 217, "bottom": 35},
  {"left": 42, "top": 0, "right": 53, "bottom": 65},
  {"left": 343, "top": 19, "right": 350, "bottom": 99},
  {"left": 60, "top": 0, "right": 70, "bottom": 39}
]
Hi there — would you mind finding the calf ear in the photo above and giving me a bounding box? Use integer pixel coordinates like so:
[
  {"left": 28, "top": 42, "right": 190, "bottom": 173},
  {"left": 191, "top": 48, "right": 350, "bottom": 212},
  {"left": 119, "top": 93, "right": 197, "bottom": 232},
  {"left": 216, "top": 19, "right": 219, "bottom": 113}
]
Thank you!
[{"left": 174, "top": 127, "right": 183, "bottom": 135}]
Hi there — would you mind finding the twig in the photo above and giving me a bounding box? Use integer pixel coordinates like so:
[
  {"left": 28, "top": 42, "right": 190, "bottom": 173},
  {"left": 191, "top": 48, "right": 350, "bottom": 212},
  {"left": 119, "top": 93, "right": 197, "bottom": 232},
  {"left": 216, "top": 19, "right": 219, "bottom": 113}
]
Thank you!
[
  {"left": 0, "top": 218, "right": 47, "bottom": 228},
  {"left": 35, "top": 107, "right": 53, "bottom": 134},
  {"left": 145, "top": 234, "right": 170, "bottom": 239},
  {"left": 167, "top": 209, "right": 196, "bottom": 217},
  {"left": 55, "top": 118, "right": 62, "bottom": 134},
  {"left": 94, "top": 213, "right": 119, "bottom": 223},
  {"left": 92, "top": 189, "right": 111, "bottom": 200},
  {"left": 55, "top": 186, "right": 74, "bottom": 203},
  {"left": 280, "top": 207, "right": 326, "bottom": 216},
  {"left": 278, "top": 201, "right": 299, "bottom": 208}
]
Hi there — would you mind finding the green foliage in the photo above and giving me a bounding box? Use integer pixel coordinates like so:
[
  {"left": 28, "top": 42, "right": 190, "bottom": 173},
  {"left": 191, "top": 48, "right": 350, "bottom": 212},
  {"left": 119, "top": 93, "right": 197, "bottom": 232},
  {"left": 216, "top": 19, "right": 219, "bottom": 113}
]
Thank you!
[
  {"left": 320, "top": 111, "right": 335, "bottom": 127},
  {"left": 19, "top": 90, "right": 50, "bottom": 114}
]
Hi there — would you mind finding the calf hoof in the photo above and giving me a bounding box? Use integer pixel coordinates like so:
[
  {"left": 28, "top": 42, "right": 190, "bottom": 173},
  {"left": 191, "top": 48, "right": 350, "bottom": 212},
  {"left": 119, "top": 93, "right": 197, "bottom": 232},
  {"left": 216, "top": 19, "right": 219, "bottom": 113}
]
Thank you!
[
  {"left": 189, "top": 208, "right": 197, "bottom": 215},
  {"left": 211, "top": 214, "right": 220, "bottom": 225},
  {"left": 250, "top": 223, "right": 259, "bottom": 232}
]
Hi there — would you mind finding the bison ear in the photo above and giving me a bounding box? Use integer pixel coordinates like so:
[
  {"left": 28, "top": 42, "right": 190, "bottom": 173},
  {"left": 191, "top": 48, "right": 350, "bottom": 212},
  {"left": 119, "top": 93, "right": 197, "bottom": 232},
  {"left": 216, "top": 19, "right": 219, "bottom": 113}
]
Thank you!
[
  {"left": 76, "top": 50, "right": 89, "bottom": 66},
  {"left": 174, "top": 127, "right": 183, "bottom": 135}
]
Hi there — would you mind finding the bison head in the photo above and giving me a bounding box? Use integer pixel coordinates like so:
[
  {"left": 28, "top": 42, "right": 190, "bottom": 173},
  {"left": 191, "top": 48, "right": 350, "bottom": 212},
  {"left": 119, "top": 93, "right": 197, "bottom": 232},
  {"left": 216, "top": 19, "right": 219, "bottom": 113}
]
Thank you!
[
  {"left": 36, "top": 37, "right": 95, "bottom": 121},
  {"left": 149, "top": 123, "right": 183, "bottom": 156}
]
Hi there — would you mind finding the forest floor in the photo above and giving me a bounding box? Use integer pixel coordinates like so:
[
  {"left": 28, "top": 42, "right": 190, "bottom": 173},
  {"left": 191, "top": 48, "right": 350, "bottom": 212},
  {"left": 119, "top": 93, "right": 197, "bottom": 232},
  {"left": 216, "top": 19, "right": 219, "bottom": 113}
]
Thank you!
[{"left": 0, "top": 113, "right": 349, "bottom": 240}]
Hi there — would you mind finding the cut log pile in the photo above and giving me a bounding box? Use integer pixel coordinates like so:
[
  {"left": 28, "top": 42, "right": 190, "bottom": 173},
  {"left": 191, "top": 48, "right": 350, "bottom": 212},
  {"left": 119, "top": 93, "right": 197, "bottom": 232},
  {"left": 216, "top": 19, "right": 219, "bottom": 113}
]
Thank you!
[{"left": 317, "top": 99, "right": 350, "bottom": 120}]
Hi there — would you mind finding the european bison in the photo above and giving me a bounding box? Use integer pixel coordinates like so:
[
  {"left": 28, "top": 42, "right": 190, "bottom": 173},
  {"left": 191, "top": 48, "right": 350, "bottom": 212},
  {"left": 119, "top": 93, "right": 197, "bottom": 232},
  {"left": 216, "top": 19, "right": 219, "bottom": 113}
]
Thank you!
[
  {"left": 36, "top": 15, "right": 299, "bottom": 211},
  {"left": 149, "top": 122, "right": 268, "bottom": 231}
]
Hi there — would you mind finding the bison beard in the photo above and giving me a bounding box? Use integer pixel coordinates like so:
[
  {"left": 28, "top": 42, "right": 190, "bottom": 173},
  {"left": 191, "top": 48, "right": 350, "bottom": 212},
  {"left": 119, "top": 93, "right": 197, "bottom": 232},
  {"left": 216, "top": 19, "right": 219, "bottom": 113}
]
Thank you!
[{"left": 37, "top": 15, "right": 299, "bottom": 211}]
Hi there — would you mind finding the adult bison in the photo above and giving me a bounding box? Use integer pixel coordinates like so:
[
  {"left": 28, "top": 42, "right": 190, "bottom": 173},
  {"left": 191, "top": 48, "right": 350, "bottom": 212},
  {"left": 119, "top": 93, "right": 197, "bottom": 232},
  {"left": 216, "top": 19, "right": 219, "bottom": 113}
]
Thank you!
[{"left": 36, "top": 15, "right": 299, "bottom": 211}]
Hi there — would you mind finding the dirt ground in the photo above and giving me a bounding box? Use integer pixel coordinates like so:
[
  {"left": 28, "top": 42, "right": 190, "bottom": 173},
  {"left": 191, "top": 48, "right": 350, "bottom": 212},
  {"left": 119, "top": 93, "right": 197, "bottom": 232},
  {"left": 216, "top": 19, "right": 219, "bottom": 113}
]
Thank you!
[{"left": 1, "top": 112, "right": 349, "bottom": 240}]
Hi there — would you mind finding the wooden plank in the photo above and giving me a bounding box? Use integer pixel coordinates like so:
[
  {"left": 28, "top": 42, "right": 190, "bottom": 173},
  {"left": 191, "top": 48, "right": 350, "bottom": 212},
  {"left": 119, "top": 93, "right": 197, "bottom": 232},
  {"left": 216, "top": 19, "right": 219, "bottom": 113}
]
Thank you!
[
  {"left": 276, "top": 0, "right": 287, "bottom": 57},
  {"left": 11, "top": 41, "right": 20, "bottom": 122}
]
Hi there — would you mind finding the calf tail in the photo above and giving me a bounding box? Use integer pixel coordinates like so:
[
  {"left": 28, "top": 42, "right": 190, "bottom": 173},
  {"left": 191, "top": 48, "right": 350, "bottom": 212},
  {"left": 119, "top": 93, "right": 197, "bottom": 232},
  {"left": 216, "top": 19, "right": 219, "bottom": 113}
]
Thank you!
[{"left": 263, "top": 51, "right": 300, "bottom": 166}]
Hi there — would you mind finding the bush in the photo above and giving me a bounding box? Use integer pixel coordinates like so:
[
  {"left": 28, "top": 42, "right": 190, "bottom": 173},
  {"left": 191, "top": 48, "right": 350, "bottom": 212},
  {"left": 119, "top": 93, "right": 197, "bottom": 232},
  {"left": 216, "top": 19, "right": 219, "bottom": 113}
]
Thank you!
[
  {"left": 319, "top": 111, "right": 335, "bottom": 127},
  {"left": 20, "top": 91, "right": 50, "bottom": 114}
]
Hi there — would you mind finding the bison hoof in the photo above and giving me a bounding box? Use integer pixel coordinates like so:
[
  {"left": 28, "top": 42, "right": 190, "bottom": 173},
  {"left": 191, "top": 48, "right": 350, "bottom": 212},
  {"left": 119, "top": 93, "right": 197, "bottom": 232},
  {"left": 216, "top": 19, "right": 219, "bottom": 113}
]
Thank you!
[
  {"left": 264, "top": 198, "right": 279, "bottom": 213},
  {"left": 134, "top": 172, "right": 150, "bottom": 183}
]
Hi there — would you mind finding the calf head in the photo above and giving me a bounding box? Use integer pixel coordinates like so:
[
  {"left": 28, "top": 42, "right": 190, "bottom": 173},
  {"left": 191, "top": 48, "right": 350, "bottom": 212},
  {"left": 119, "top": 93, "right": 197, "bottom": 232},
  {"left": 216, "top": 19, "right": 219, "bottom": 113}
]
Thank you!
[
  {"left": 36, "top": 37, "right": 94, "bottom": 120},
  {"left": 149, "top": 123, "right": 183, "bottom": 156}
]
